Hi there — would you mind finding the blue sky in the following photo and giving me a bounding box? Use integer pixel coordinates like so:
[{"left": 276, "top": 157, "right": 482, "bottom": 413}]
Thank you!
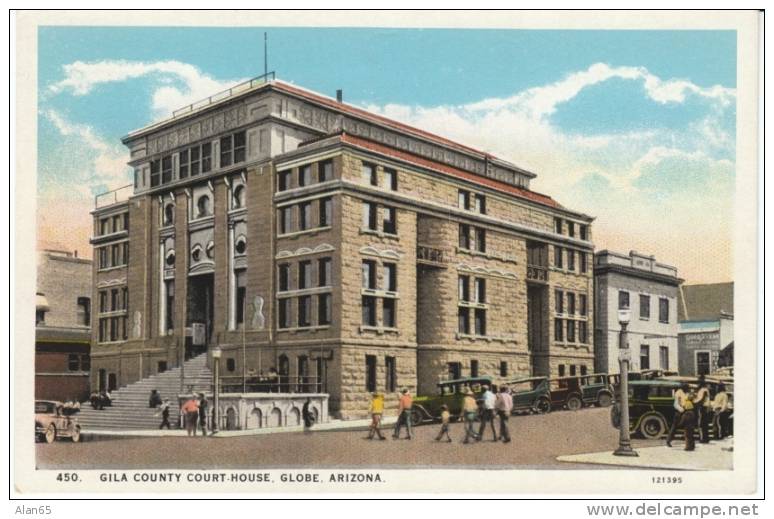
[{"left": 37, "top": 27, "right": 737, "bottom": 283}]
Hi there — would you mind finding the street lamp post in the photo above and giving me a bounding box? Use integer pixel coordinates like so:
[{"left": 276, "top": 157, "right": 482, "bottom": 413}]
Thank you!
[
  {"left": 212, "top": 347, "right": 221, "bottom": 435},
  {"left": 614, "top": 309, "right": 638, "bottom": 457}
]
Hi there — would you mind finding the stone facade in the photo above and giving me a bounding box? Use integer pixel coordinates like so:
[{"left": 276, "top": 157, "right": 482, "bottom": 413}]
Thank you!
[{"left": 91, "top": 80, "right": 595, "bottom": 418}]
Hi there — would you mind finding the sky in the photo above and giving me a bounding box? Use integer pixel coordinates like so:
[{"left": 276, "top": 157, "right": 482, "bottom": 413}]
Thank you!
[{"left": 37, "top": 27, "right": 737, "bottom": 284}]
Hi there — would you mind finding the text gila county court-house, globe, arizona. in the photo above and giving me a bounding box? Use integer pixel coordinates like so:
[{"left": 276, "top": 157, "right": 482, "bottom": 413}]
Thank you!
[{"left": 90, "top": 76, "right": 595, "bottom": 418}]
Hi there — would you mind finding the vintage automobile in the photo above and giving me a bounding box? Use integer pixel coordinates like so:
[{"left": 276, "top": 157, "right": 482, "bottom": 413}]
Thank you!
[
  {"left": 548, "top": 376, "right": 584, "bottom": 411},
  {"left": 506, "top": 377, "right": 551, "bottom": 414},
  {"left": 35, "top": 400, "right": 81, "bottom": 443},
  {"left": 411, "top": 376, "right": 493, "bottom": 424},
  {"left": 579, "top": 374, "right": 614, "bottom": 407}
]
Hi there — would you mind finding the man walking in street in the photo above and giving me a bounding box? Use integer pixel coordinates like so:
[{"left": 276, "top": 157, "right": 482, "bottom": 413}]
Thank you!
[
  {"left": 181, "top": 396, "right": 199, "bottom": 437},
  {"left": 156, "top": 399, "right": 172, "bottom": 430},
  {"left": 477, "top": 385, "right": 497, "bottom": 442},
  {"left": 666, "top": 383, "right": 688, "bottom": 447},
  {"left": 462, "top": 388, "right": 480, "bottom": 444},
  {"left": 435, "top": 405, "right": 452, "bottom": 442},
  {"left": 367, "top": 392, "right": 386, "bottom": 440},
  {"left": 495, "top": 385, "right": 513, "bottom": 443},
  {"left": 393, "top": 388, "right": 413, "bottom": 439}
]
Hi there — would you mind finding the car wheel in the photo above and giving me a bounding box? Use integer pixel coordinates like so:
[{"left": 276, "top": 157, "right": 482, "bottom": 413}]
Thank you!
[
  {"left": 639, "top": 413, "right": 667, "bottom": 439},
  {"left": 70, "top": 425, "right": 81, "bottom": 443},
  {"left": 535, "top": 397, "right": 551, "bottom": 414},
  {"left": 410, "top": 409, "right": 424, "bottom": 426},
  {"left": 44, "top": 424, "right": 56, "bottom": 444},
  {"left": 597, "top": 393, "right": 613, "bottom": 407},
  {"left": 566, "top": 395, "right": 582, "bottom": 411}
]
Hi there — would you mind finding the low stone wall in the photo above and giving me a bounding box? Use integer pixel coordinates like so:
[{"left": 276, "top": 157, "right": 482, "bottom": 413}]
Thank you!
[{"left": 182, "top": 393, "right": 329, "bottom": 431}]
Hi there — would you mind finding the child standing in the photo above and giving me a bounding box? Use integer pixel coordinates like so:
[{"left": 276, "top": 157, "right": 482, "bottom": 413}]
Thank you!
[{"left": 435, "top": 404, "right": 452, "bottom": 442}]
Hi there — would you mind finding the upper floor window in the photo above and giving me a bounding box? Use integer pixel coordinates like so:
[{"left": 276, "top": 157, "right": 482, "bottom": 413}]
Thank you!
[
  {"left": 179, "top": 145, "right": 202, "bottom": 179},
  {"left": 383, "top": 168, "right": 398, "bottom": 191},
  {"left": 362, "top": 163, "right": 377, "bottom": 186},
  {"left": 459, "top": 224, "right": 471, "bottom": 250},
  {"left": 580, "top": 225, "right": 588, "bottom": 241},
  {"left": 383, "top": 207, "right": 397, "bottom": 234},
  {"left": 362, "top": 260, "right": 377, "bottom": 290},
  {"left": 150, "top": 159, "right": 161, "bottom": 187},
  {"left": 363, "top": 202, "right": 378, "bottom": 231},
  {"left": 163, "top": 203, "right": 175, "bottom": 226},
  {"left": 639, "top": 294, "right": 651, "bottom": 319},
  {"left": 220, "top": 131, "right": 246, "bottom": 168},
  {"left": 299, "top": 261, "right": 312, "bottom": 289},
  {"left": 659, "top": 298, "right": 670, "bottom": 323},
  {"left": 579, "top": 251, "right": 587, "bottom": 273},
  {"left": 76, "top": 297, "right": 91, "bottom": 326},
  {"left": 618, "top": 291, "right": 630, "bottom": 310},
  {"left": 474, "top": 227, "right": 486, "bottom": 253},
  {"left": 474, "top": 278, "right": 486, "bottom": 303},
  {"left": 298, "top": 164, "right": 312, "bottom": 187},
  {"left": 318, "top": 258, "right": 332, "bottom": 287},
  {"left": 567, "top": 250, "right": 575, "bottom": 271},
  {"left": 579, "top": 294, "right": 588, "bottom": 316},
  {"left": 319, "top": 197, "right": 333, "bottom": 227},
  {"left": 554, "top": 246, "right": 563, "bottom": 268},
  {"left": 99, "top": 218, "right": 110, "bottom": 235},
  {"left": 458, "top": 190, "right": 470, "bottom": 210},
  {"left": 473, "top": 194, "right": 486, "bottom": 214},
  {"left": 554, "top": 218, "right": 562, "bottom": 234},
  {"left": 567, "top": 222, "right": 575, "bottom": 238},
  {"left": 383, "top": 263, "right": 397, "bottom": 292},
  {"left": 232, "top": 185, "right": 245, "bottom": 209},
  {"left": 567, "top": 293, "right": 576, "bottom": 315},
  {"left": 458, "top": 275, "right": 470, "bottom": 302},
  {"left": 277, "top": 170, "right": 291, "bottom": 192},
  {"left": 319, "top": 160, "right": 333, "bottom": 183},
  {"left": 555, "top": 290, "right": 564, "bottom": 314},
  {"left": 161, "top": 156, "right": 173, "bottom": 184},
  {"left": 196, "top": 195, "right": 211, "bottom": 218},
  {"left": 201, "top": 143, "right": 212, "bottom": 173},
  {"left": 278, "top": 264, "right": 290, "bottom": 292},
  {"left": 279, "top": 206, "right": 292, "bottom": 234},
  {"left": 298, "top": 202, "right": 312, "bottom": 231}
]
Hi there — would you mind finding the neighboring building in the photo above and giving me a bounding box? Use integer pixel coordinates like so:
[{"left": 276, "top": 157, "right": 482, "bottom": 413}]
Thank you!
[
  {"left": 678, "top": 282, "right": 734, "bottom": 375},
  {"left": 90, "top": 76, "right": 594, "bottom": 418},
  {"left": 35, "top": 250, "right": 92, "bottom": 402},
  {"left": 593, "top": 250, "right": 681, "bottom": 374}
]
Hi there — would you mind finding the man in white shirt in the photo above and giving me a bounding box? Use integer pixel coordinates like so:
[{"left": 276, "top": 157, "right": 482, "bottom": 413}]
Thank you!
[
  {"left": 495, "top": 386, "right": 514, "bottom": 443},
  {"left": 477, "top": 385, "right": 498, "bottom": 442}
]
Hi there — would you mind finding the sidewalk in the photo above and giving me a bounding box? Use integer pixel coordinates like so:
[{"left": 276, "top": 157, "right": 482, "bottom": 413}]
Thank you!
[
  {"left": 82, "top": 415, "right": 399, "bottom": 440},
  {"left": 557, "top": 438, "right": 733, "bottom": 470}
]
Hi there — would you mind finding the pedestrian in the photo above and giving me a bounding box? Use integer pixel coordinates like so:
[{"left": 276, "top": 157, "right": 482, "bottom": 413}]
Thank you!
[
  {"left": 392, "top": 388, "right": 413, "bottom": 440},
  {"left": 198, "top": 393, "right": 208, "bottom": 436},
  {"left": 680, "top": 390, "right": 698, "bottom": 451},
  {"left": 477, "top": 385, "right": 497, "bottom": 442},
  {"left": 181, "top": 397, "right": 199, "bottom": 437},
  {"left": 495, "top": 385, "right": 513, "bottom": 443},
  {"left": 367, "top": 392, "right": 386, "bottom": 440},
  {"left": 435, "top": 404, "right": 452, "bottom": 442},
  {"left": 666, "top": 383, "right": 689, "bottom": 447},
  {"left": 89, "top": 391, "right": 100, "bottom": 410},
  {"left": 462, "top": 388, "right": 480, "bottom": 444},
  {"left": 156, "top": 399, "right": 171, "bottom": 430},
  {"left": 712, "top": 383, "right": 731, "bottom": 440},
  {"left": 695, "top": 376, "right": 712, "bottom": 444},
  {"left": 302, "top": 398, "right": 315, "bottom": 432},
  {"left": 149, "top": 389, "right": 162, "bottom": 408}
]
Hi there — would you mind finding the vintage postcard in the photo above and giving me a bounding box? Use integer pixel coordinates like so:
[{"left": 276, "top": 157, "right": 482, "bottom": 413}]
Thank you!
[{"left": 12, "top": 10, "right": 762, "bottom": 498}]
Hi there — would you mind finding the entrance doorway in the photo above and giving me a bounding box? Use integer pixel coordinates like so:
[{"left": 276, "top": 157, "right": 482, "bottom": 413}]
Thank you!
[
  {"left": 696, "top": 351, "right": 711, "bottom": 376},
  {"left": 98, "top": 369, "right": 107, "bottom": 392},
  {"left": 186, "top": 273, "right": 214, "bottom": 358}
]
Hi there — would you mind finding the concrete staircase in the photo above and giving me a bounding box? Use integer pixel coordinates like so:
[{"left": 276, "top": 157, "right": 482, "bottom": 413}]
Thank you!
[{"left": 76, "top": 354, "right": 212, "bottom": 430}]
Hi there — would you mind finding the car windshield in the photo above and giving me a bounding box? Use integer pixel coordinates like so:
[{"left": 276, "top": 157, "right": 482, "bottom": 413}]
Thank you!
[{"left": 35, "top": 402, "right": 56, "bottom": 414}]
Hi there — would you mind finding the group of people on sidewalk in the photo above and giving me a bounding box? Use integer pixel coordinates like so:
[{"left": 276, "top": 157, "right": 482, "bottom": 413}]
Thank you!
[
  {"left": 366, "top": 385, "right": 514, "bottom": 443},
  {"left": 666, "top": 376, "right": 732, "bottom": 451}
]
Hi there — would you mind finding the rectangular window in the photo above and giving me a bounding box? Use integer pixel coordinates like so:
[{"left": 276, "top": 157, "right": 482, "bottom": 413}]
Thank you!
[
  {"left": 179, "top": 149, "right": 189, "bottom": 179},
  {"left": 298, "top": 202, "right": 311, "bottom": 231},
  {"left": 365, "top": 355, "right": 377, "bottom": 392},
  {"left": 474, "top": 228, "right": 486, "bottom": 253},
  {"left": 474, "top": 194, "right": 486, "bottom": 214},
  {"left": 639, "top": 294, "right": 651, "bottom": 319},
  {"left": 458, "top": 275, "right": 470, "bottom": 302},
  {"left": 318, "top": 258, "right": 332, "bottom": 287},
  {"left": 554, "top": 318, "right": 564, "bottom": 341},
  {"left": 474, "top": 308, "right": 486, "bottom": 336},
  {"left": 458, "top": 307, "right": 470, "bottom": 334},
  {"left": 383, "top": 298, "right": 396, "bottom": 328},
  {"left": 459, "top": 224, "right": 471, "bottom": 249},
  {"left": 555, "top": 290, "right": 564, "bottom": 314},
  {"left": 277, "top": 170, "right": 291, "bottom": 191},
  {"left": 383, "top": 263, "right": 397, "bottom": 292},
  {"left": 659, "top": 298, "right": 670, "bottom": 323},
  {"left": 165, "top": 281, "right": 174, "bottom": 331},
  {"left": 189, "top": 145, "right": 200, "bottom": 176},
  {"left": 278, "top": 264, "right": 290, "bottom": 292},
  {"left": 579, "top": 294, "right": 587, "bottom": 316},
  {"left": 618, "top": 291, "right": 630, "bottom": 310},
  {"left": 567, "top": 250, "right": 575, "bottom": 271},
  {"left": 448, "top": 362, "right": 462, "bottom": 380},
  {"left": 566, "top": 320, "right": 575, "bottom": 342},
  {"left": 567, "top": 293, "right": 576, "bottom": 315},
  {"left": 150, "top": 159, "right": 161, "bottom": 187},
  {"left": 570, "top": 365, "right": 577, "bottom": 376},
  {"left": 383, "top": 206, "right": 397, "bottom": 234},
  {"left": 558, "top": 365, "right": 565, "bottom": 377},
  {"left": 580, "top": 365, "right": 588, "bottom": 376},
  {"left": 362, "top": 296, "right": 377, "bottom": 326},
  {"left": 385, "top": 356, "right": 397, "bottom": 392},
  {"left": 499, "top": 361, "right": 508, "bottom": 377},
  {"left": 298, "top": 164, "right": 312, "bottom": 187},
  {"left": 110, "top": 288, "right": 119, "bottom": 311},
  {"left": 567, "top": 222, "right": 575, "bottom": 238},
  {"left": 659, "top": 346, "right": 669, "bottom": 370},
  {"left": 384, "top": 168, "right": 398, "bottom": 191},
  {"left": 319, "top": 160, "right": 333, "bottom": 182},
  {"left": 580, "top": 225, "right": 588, "bottom": 241},
  {"left": 299, "top": 261, "right": 312, "bottom": 289},
  {"left": 458, "top": 190, "right": 470, "bottom": 210},
  {"left": 578, "top": 321, "right": 588, "bottom": 343},
  {"left": 201, "top": 142, "right": 212, "bottom": 173},
  {"left": 579, "top": 251, "right": 587, "bottom": 273},
  {"left": 318, "top": 293, "right": 332, "bottom": 325},
  {"left": 554, "top": 218, "right": 563, "bottom": 234},
  {"left": 279, "top": 207, "right": 292, "bottom": 234},
  {"left": 100, "top": 218, "right": 110, "bottom": 236},
  {"left": 76, "top": 297, "right": 91, "bottom": 326},
  {"left": 161, "top": 156, "right": 172, "bottom": 184},
  {"left": 298, "top": 296, "right": 311, "bottom": 327},
  {"left": 474, "top": 278, "right": 486, "bottom": 303},
  {"left": 121, "top": 287, "right": 128, "bottom": 311},
  {"left": 220, "top": 135, "right": 233, "bottom": 167},
  {"left": 278, "top": 298, "right": 291, "bottom": 329},
  {"left": 363, "top": 202, "right": 378, "bottom": 231},
  {"left": 362, "top": 260, "right": 377, "bottom": 289},
  {"left": 98, "top": 248, "right": 107, "bottom": 269},
  {"left": 319, "top": 197, "right": 332, "bottom": 227},
  {"left": 99, "top": 291, "right": 107, "bottom": 313},
  {"left": 470, "top": 359, "right": 479, "bottom": 377},
  {"left": 68, "top": 354, "right": 80, "bottom": 371},
  {"left": 362, "top": 163, "right": 377, "bottom": 186},
  {"left": 640, "top": 345, "right": 650, "bottom": 370},
  {"left": 235, "top": 270, "right": 246, "bottom": 327},
  {"left": 554, "top": 246, "right": 563, "bottom": 268}
]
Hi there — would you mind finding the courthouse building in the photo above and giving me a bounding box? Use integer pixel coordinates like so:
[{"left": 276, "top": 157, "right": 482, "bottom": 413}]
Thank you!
[{"left": 90, "top": 77, "right": 595, "bottom": 417}]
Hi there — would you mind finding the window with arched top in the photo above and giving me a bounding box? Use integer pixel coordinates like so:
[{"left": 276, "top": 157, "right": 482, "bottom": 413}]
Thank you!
[
  {"left": 165, "top": 250, "right": 176, "bottom": 266},
  {"left": 235, "top": 236, "right": 247, "bottom": 255},
  {"left": 206, "top": 241, "right": 215, "bottom": 259},
  {"left": 197, "top": 195, "right": 211, "bottom": 217},
  {"left": 163, "top": 203, "right": 175, "bottom": 226},
  {"left": 232, "top": 185, "right": 244, "bottom": 209}
]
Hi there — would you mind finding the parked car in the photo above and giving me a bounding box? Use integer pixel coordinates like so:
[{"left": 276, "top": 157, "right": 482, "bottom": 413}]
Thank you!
[
  {"left": 411, "top": 376, "right": 493, "bottom": 424},
  {"left": 579, "top": 374, "right": 614, "bottom": 407},
  {"left": 35, "top": 400, "right": 81, "bottom": 443},
  {"left": 506, "top": 377, "right": 551, "bottom": 414},
  {"left": 548, "top": 377, "right": 584, "bottom": 411}
]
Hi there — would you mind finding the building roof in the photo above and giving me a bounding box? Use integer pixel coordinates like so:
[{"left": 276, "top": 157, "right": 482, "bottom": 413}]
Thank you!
[{"left": 678, "top": 282, "right": 734, "bottom": 321}]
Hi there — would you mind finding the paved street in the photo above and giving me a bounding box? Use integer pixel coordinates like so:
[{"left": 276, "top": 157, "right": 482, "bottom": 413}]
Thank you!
[{"left": 37, "top": 408, "right": 660, "bottom": 469}]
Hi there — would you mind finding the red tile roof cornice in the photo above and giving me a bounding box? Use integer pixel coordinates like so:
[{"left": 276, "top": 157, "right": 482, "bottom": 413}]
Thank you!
[{"left": 337, "top": 132, "right": 560, "bottom": 209}]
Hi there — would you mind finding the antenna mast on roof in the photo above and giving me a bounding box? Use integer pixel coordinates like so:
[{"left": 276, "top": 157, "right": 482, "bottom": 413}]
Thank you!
[{"left": 264, "top": 32, "right": 268, "bottom": 78}]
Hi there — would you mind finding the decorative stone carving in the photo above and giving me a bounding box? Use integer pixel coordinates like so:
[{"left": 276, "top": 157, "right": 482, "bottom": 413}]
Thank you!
[{"left": 251, "top": 295, "right": 265, "bottom": 330}]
